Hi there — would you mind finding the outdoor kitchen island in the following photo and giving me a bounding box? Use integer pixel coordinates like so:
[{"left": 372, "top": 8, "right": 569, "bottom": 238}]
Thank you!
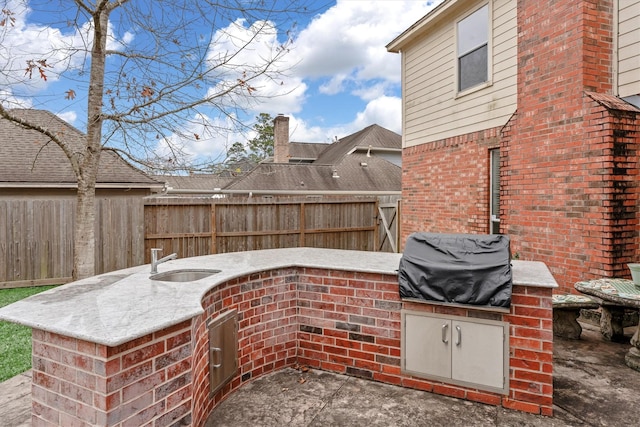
[{"left": 0, "top": 248, "right": 557, "bottom": 426}]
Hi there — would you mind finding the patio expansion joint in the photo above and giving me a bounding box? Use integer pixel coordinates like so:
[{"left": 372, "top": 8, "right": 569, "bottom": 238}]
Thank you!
[{"left": 306, "top": 374, "right": 351, "bottom": 426}]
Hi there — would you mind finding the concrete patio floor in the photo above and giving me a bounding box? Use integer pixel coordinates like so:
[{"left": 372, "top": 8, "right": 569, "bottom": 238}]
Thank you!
[{"left": 2, "top": 322, "right": 639, "bottom": 426}]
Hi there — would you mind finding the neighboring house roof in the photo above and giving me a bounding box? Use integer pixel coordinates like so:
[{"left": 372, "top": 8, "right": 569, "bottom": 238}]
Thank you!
[
  {"left": 262, "top": 142, "right": 328, "bottom": 164},
  {"left": 288, "top": 142, "right": 328, "bottom": 163},
  {"left": 0, "top": 109, "right": 161, "bottom": 189},
  {"left": 313, "top": 124, "right": 401, "bottom": 165},
  {"left": 224, "top": 122, "right": 402, "bottom": 195},
  {"left": 154, "top": 174, "right": 234, "bottom": 194},
  {"left": 225, "top": 153, "right": 401, "bottom": 195},
  {"left": 150, "top": 122, "right": 402, "bottom": 196},
  {"left": 216, "top": 159, "right": 258, "bottom": 177}
]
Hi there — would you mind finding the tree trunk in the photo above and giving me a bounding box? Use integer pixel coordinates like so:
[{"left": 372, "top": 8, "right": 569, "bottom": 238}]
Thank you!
[
  {"left": 74, "top": 179, "right": 97, "bottom": 280},
  {"left": 73, "top": 7, "right": 109, "bottom": 280}
]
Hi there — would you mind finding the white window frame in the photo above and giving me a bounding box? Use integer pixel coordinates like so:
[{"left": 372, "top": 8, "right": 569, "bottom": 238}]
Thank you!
[{"left": 455, "top": 2, "right": 493, "bottom": 97}]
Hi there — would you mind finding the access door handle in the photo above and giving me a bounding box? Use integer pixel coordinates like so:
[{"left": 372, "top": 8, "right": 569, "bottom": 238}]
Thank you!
[
  {"left": 210, "top": 347, "right": 222, "bottom": 368},
  {"left": 455, "top": 325, "right": 462, "bottom": 346},
  {"left": 441, "top": 323, "right": 449, "bottom": 343}
]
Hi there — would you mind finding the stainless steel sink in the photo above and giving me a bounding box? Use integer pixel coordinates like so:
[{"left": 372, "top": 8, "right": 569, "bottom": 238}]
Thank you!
[{"left": 150, "top": 269, "right": 221, "bottom": 282}]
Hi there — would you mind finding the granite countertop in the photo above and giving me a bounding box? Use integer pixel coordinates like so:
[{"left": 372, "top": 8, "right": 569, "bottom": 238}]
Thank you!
[{"left": 0, "top": 249, "right": 557, "bottom": 347}]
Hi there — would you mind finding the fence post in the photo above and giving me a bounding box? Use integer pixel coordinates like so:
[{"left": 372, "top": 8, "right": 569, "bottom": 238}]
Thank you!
[
  {"left": 299, "top": 201, "right": 306, "bottom": 247},
  {"left": 210, "top": 202, "right": 217, "bottom": 254},
  {"left": 374, "top": 199, "right": 380, "bottom": 251}
]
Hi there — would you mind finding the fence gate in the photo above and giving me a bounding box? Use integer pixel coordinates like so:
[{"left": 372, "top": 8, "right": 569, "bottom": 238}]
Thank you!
[{"left": 377, "top": 198, "right": 400, "bottom": 253}]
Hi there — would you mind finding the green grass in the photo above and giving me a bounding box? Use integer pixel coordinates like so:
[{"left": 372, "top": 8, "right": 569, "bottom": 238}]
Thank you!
[{"left": 0, "top": 285, "right": 56, "bottom": 383}]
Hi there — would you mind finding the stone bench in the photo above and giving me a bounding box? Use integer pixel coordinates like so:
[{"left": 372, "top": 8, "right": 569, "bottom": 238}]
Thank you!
[
  {"left": 553, "top": 294, "right": 599, "bottom": 339},
  {"left": 580, "top": 296, "right": 636, "bottom": 343},
  {"left": 580, "top": 304, "right": 639, "bottom": 342}
]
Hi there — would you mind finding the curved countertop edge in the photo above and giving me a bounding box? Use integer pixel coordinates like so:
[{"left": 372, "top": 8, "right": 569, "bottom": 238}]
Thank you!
[{"left": 0, "top": 249, "right": 557, "bottom": 347}]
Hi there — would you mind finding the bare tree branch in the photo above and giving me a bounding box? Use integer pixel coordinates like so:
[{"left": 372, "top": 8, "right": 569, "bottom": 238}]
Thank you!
[{"left": 0, "top": 0, "right": 320, "bottom": 279}]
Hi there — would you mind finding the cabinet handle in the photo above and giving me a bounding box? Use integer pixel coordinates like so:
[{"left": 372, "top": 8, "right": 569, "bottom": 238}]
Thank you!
[
  {"left": 441, "top": 323, "right": 449, "bottom": 343},
  {"left": 210, "top": 347, "right": 222, "bottom": 368},
  {"left": 455, "top": 325, "right": 461, "bottom": 346}
]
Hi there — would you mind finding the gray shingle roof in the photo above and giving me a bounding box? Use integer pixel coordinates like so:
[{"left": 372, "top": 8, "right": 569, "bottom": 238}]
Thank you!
[
  {"left": 225, "top": 153, "right": 400, "bottom": 193},
  {"left": 0, "top": 109, "right": 161, "bottom": 188},
  {"left": 224, "top": 123, "right": 401, "bottom": 194},
  {"left": 288, "top": 142, "right": 328, "bottom": 162},
  {"left": 313, "top": 124, "right": 401, "bottom": 166},
  {"left": 154, "top": 174, "right": 234, "bottom": 192}
]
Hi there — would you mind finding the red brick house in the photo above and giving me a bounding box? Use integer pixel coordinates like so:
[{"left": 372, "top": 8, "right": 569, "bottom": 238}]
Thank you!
[{"left": 387, "top": 0, "right": 640, "bottom": 293}]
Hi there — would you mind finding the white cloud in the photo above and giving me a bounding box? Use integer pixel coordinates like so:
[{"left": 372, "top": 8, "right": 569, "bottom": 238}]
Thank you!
[
  {"left": 270, "top": 0, "right": 440, "bottom": 140},
  {"left": 288, "top": 1, "right": 439, "bottom": 90},
  {"left": 154, "top": 113, "right": 250, "bottom": 167},
  {"left": 205, "top": 18, "right": 307, "bottom": 117},
  {"left": 287, "top": 115, "right": 337, "bottom": 144},
  {"left": 202, "top": 1, "right": 441, "bottom": 134},
  {"left": 318, "top": 73, "right": 348, "bottom": 95},
  {"left": 0, "top": 2, "right": 131, "bottom": 104},
  {"left": 289, "top": 95, "right": 402, "bottom": 143},
  {"left": 0, "top": 90, "right": 32, "bottom": 109},
  {"left": 0, "top": 1, "right": 436, "bottom": 169},
  {"left": 351, "top": 82, "right": 389, "bottom": 102},
  {"left": 120, "top": 31, "right": 135, "bottom": 46},
  {"left": 351, "top": 96, "right": 402, "bottom": 134},
  {"left": 56, "top": 110, "right": 77, "bottom": 125}
]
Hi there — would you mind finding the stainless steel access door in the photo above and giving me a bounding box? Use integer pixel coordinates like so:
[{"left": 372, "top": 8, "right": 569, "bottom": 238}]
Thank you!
[{"left": 208, "top": 310, "right": 238, "bottom": 395}]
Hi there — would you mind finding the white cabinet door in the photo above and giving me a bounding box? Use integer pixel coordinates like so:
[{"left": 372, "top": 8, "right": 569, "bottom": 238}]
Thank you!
[
  {"left": 403, "top": 312, "right": 451, "bottom": 379},
  {"left": 451, "top": 319, "right": 505, "bottom": 390}
]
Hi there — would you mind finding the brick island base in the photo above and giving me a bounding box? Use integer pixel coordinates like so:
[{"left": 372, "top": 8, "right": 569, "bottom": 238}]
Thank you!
[{"left": 31, "top": 267, "right": 553, "bottom": 426}]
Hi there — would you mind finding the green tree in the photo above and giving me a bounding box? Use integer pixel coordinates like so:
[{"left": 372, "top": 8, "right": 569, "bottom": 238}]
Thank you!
[
  {"left": 0, "top": 1, "right": 315, "bottom": 280},
  {"left": 226, "top": 141, "right": 248, "bottom": 164},
  {"left": 247, "top": 113, "right": 274, "bottom": 163}
]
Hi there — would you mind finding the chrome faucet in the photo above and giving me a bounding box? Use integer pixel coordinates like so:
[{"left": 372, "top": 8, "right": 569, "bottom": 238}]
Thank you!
[{"left": 150, "top": 248, "right": 177, "bottom": 274}]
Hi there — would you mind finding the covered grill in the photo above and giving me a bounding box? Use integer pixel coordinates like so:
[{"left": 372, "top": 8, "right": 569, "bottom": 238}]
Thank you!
[{"left": 398, "top": 233, "right": 512, "bottom": 308}]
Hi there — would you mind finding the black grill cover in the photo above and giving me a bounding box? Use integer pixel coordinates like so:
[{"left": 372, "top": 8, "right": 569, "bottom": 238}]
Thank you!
[{"left": 398, "top": 233, "right": 512, "bottom": 308}]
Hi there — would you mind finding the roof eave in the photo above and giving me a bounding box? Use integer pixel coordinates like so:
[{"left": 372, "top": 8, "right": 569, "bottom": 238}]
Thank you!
[
  {"left": 222, "top": 189, "right": 401, "bottom": 196},
  {"left": 97, "top": 183, "right": 164, "bottom": 190},
  {"left": 348, "top": 147, "right": 402, "bottom": 155},
  {"left": 386, "top": 0, "right": 455, "bottom": 52},
  {"left": 0, "top": 182, "right": 164, "bottom": 190}
]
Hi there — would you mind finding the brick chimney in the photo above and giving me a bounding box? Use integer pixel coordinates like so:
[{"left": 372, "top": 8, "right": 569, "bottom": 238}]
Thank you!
[{"left": 273, "top": 114, "right": 289, "bottom": 163}]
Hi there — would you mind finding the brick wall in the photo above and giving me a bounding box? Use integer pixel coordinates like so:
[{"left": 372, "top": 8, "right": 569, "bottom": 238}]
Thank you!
[
  {"left": 501, "top": 0, "right": 639, "bottom": 293},
  {"left": 294, "top": 273, "right": 553, "bottom": 416},
  {"left": 31, "top": 267, "right": 554, "bottom": 426},
  {"left": 296, "top": 269, "right": 403, "bottom": 382},
  {"left": 193, "top": 268, "right": 553, "bottom": 419},
  {"left": 31, "top": 322, "right": 193, "bottom": 427},
  {"left": 401, "top": 127, "right": 501, "bottom": 242},
  {"left": 400, "top": 0, "right": 639, "bottom": 294},
  {"left": 191, "top": 269, "right": 299, "bottom": 426}
]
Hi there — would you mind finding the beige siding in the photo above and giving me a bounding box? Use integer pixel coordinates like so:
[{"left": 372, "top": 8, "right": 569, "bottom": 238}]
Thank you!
[
  {"left": 402, "top": 0, "right": 517, "bottom": 148},
  {"left": 618, "top": 0, "right": 640, "bottom": 97}
]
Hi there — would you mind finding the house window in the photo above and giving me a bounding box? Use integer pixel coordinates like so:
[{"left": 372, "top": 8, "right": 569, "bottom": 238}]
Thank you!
[
  {"left": 489, "top": 148, "right": 500, "bottom": 234},
  {"left": 457, "top": 4, "right": 489, "bottom": 92}
]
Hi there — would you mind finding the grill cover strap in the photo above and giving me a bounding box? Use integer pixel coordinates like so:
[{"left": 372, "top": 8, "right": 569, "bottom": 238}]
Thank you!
[{"left": 398, "top": 233, "right": 512, "bottom": 308}]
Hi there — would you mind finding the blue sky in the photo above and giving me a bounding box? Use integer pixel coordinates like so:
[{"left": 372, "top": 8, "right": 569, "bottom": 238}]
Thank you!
[{"left": 0, "top": 0, "right": 442, "bottom": 167}]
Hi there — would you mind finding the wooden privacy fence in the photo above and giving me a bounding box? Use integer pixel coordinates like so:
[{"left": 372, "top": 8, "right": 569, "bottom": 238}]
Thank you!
[
  {"left": 0, "top": 194, "right": 398, "bottom": 288},
  {"left": 0, "top": 194, "right": 147, "bottom": 289},
  {"left": 144, "top": 196, "right": 400, "bottom": 262}
]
